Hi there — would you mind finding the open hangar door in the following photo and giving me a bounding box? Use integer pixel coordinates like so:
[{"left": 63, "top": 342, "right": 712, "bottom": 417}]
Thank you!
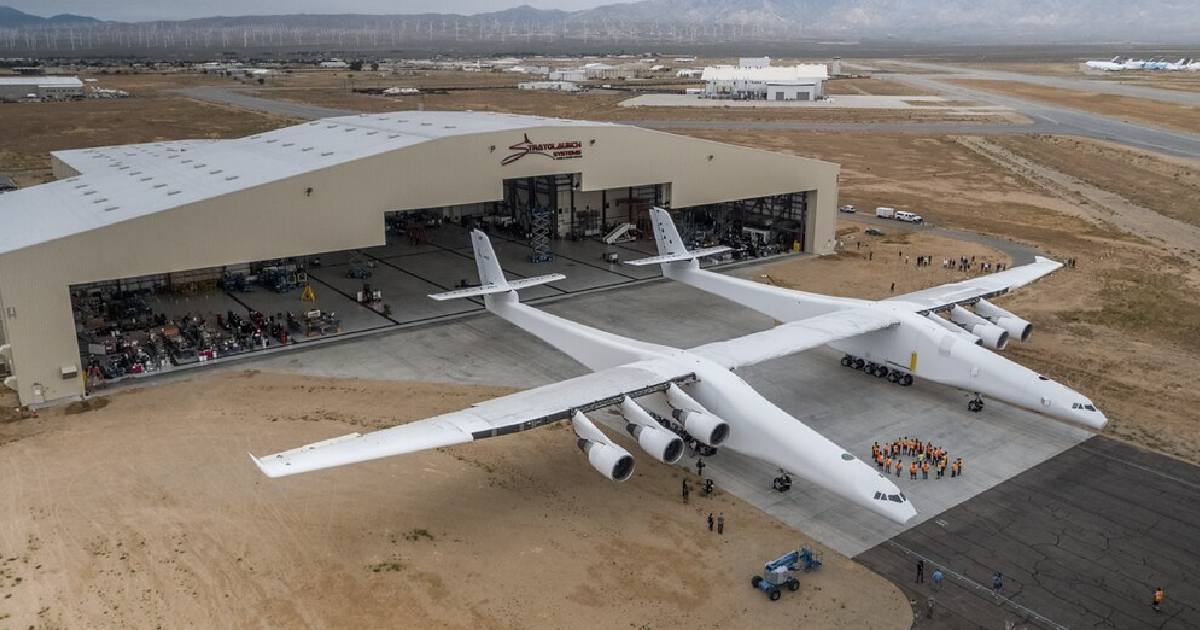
[{"left": 675, "top": 192, "right": 808, "bottom": 259}]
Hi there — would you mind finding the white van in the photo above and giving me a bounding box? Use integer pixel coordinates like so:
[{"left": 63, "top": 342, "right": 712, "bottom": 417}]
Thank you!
[{"left": 894, "top": 210, "right": 924, "bottom": 223}]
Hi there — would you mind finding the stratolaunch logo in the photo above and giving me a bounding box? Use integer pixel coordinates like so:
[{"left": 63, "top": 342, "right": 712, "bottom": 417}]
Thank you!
[{"left": 501, "top": 134, "right": 584, "bottom": 165}]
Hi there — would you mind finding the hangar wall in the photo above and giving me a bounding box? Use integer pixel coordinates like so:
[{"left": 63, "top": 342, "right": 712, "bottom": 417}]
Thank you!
[{"left": 0, "top": 123, "right": 837, "bottom": 405}]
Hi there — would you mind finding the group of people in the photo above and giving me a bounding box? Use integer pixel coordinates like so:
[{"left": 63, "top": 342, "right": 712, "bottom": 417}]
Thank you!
[
  {"left": 871, "top": 437, "right": 964, "bottom": 480},
  {"left": 941, "top": 255, "right": 1007, "bottom": 273}
]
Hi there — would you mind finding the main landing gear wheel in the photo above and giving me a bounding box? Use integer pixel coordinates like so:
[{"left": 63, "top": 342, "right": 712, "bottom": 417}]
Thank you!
[
  {"left": 888, "top": 372, "right": 900, "bottom": 384},
  {"left": 853, "top": 358, "right": 866, "bottom": 370},
  {"left": 901, "top": 374, "right": 914, "bottom": 387},
  {"left": 875, "top": 366, "right": 890, "bottom": 379},
  {"left": 968, "top": 395, "right": 984, "bottom": 413},
  {"left": 840, "top": 355, "right": 853, "bottom": 367}
]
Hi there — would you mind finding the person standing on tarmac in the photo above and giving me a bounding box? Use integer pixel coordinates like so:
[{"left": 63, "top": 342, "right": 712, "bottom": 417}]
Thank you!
[
  {"left": 1153, "top": 586, "right": 1165, "bottom": 612},
  {"left": 916, "top": 559, "right": 925, "bottom": 583}
]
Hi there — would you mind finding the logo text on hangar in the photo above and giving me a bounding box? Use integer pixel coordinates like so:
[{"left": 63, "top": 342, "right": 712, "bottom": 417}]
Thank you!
[{"left": 502, "top": 134, "right": 584, "bottom": 166}]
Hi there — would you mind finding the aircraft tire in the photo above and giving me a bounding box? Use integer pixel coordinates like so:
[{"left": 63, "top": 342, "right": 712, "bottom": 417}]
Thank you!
[
  {"left": 901, "top": 374, "right": 914, "bottom": 387},
  {"left": 854, "top": 358, "right": 866, "bottom": 370},
  {"left": 876, "top": 367, "right": 890, "bottom": 379}
]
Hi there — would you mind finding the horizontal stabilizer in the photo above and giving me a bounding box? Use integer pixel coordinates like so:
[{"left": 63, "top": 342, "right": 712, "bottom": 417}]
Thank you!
[
  {"left": 429, "top": 273, "right": 565, "bottom": 301},
  {"left": 623, "top": 246, "right": 731, "bottom": 267}
]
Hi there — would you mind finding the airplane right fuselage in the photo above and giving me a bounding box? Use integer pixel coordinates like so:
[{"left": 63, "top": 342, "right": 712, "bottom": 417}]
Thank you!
[
  {"left": 828, "top": 307, "right": 1105, "bottom": 428},
  {"left": 665, "top": 263, "right": 1104, "bottom": 428}
]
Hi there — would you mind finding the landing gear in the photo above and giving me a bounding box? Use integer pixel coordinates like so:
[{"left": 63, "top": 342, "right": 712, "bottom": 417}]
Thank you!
[
  {"left": 968, "top": 393, "right": 984, "bottom": 413},
  {"left": 772, "top": 470, "right": 793, "bottom": 493},
  {"left": 842, "top": 355, "right": 911, "bottom": 386}
]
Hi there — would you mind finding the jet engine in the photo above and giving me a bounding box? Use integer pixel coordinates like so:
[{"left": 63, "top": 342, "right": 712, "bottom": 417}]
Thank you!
[
  {"left": 571, "top": 411, "right": 635, "bottom": 481},
  {"left": 950, "top": 306, "right": 1009, "bottom": 350},
  {"left": 619, "top": 397, "right": 685, "bottom": 464},
  {"left": 665, "top": 384, "right": 730, "bottom": 447},
  {"left": 973, "top": 300, "right": 1033, "bottom": 341}
]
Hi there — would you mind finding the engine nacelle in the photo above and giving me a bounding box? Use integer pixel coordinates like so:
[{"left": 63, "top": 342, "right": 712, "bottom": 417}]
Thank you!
[
  {"left": 582, "top": 441, "right": 636, "bottom": 481},
  {"left": 950, "top": 306, "right": 1009, "bottom": 350},
  {"left": 630, "top": 424, "right": 685, "bottom": 464},
  {"left": 571, "top": 411, "right": 635, "bottom": 481},
  {"left": 671, "top": 410, "right": 730, "bottom": 447},
  {"left": 974, "top": 300, "right": 1033, "bottom": 341},
  {"left": 619, "top": 397, "right": 684, "bottom": 464},
  {"left": 665, "top": 384, "right": 730, "bottom": 446}
]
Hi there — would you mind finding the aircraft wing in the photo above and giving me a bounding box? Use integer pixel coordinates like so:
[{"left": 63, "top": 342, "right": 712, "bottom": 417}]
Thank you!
[
  {"left": 690, "top": 308, "right": 900, "bottom": 369},
  {"left": 251, "top": 361, "right": 693, "bottom": 478},
  {"left": 888, "top": 256, "right": 1062, "bottom": 313}
]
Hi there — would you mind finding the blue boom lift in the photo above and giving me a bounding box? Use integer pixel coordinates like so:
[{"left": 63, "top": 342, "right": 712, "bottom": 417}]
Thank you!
[{"left": 751, "top": 547, "right": 823, "bottom": 601}]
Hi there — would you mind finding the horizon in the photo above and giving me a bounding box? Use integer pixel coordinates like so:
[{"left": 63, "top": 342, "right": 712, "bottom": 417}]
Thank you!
[{"left": 3, "top": 1, "right": 614, "bottom": 22}]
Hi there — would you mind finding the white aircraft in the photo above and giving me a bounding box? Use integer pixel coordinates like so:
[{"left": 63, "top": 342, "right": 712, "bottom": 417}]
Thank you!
[
  {"left": 627, "top": 208, "right": 1107, "bottom": 430},
  {"left": 1085, "top": 56, "right": 1125, "bottom": 71},
  {"left": 251, "top": 230, "right": 916, "bottom": 524}
]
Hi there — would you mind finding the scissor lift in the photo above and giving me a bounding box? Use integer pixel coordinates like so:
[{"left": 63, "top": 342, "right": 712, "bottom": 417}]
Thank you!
[{"left": 751, "top": 547, "right": 823, "bottom": 601}]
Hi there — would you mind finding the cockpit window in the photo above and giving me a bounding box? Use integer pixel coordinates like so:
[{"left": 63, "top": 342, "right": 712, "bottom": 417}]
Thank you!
[
  {"left": 876, "top": 491, "right": 908, "bottom": 504},
  {"left": 1085, "top": 404, "right": 1097, "bottom": 412},
  {"left": 1038, "top": 375, "right": 1049, "bottom": 381}
]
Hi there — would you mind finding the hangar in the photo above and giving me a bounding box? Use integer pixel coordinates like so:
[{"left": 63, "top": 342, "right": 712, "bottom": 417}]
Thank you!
[{"left": 0, "top": 111, "right": 839, "bottom": 406}]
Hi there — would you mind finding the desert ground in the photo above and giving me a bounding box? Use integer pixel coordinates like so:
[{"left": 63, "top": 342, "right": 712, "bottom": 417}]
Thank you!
[
  {"left": 0, "top": 75, "right": 290, "bottom": 186},
  {"left": 0, "top": 373, "right": 908, "bottom": 630}
]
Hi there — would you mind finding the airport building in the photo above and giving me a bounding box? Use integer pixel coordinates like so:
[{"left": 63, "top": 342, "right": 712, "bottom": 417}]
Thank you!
[
  {"left": 0, "top": 76, "right": 84, "bottom": 102},
  {"left": 700, "top": 64, "right": 829, "bottom": 101},
  {"left": 0, "top": 111, "right": 839, "bottom": 406}
]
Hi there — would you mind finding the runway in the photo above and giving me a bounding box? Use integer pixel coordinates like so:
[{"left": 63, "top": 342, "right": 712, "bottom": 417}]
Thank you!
[{"left": 180, "top": 81, "right": 1200, "bottom": 160}]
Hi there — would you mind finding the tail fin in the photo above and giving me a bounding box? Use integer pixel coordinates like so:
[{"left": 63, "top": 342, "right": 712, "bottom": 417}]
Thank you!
[
  {"left": 429, "top": 230, "right": 564, "bottom": 301},
  {"left": 624, "top": 208, "right": 729, "bottom": 267}
]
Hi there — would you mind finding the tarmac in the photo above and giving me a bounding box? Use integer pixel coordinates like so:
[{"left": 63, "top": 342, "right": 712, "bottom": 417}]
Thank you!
[
  {"left": 858, "top": 436, "right": 1200, "bottom": 629},
  {"left": 620, "top": 93, "right": 1011, "bottom": 116}
]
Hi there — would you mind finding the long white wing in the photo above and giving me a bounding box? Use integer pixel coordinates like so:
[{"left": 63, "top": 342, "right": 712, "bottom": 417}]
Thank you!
[
  {"left": 251, "top": 361, "right": 692, "bottom": 478},
  {"left": 888, "top": 256, "right": 1062, "bottom": 312},
  {"left": 690, "top": 308, "right": 900, "bottom": 369}
]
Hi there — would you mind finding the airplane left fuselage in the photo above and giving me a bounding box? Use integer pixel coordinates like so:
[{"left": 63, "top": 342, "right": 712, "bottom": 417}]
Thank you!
[{"left": 486, "top": 293, "right": 916, "bottom": 521}]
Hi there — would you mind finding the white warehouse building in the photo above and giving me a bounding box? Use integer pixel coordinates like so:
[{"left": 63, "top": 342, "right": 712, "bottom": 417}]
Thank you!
[
  {"left": 700, "top": 64, "right": 829, "bottom": 101},
  {"left": 0, "top": 76, "right": 84, "bottom": 102}
]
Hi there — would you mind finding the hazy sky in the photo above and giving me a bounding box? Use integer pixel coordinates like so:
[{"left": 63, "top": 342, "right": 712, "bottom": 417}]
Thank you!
[{"left": 11, "top": 1, "right": 614, "bottom": 22}]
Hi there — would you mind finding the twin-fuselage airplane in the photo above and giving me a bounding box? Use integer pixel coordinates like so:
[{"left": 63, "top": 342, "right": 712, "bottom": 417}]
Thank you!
[{"left": 253, "top": 212, "right": 1103, "bottom": 523}]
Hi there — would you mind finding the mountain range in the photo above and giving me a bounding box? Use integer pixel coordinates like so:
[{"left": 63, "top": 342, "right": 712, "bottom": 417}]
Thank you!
[{"left": 1, "top": 1, "right": 1197, "bottom": 47}]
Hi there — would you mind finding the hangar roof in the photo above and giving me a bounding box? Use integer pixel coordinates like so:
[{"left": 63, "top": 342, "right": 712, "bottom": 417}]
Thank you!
[
  {"left": 0, "top": 111, "right": 611, "bottom": 256},
  {"left": 0, "top": 76, "right": 84, "bottom": 88}
]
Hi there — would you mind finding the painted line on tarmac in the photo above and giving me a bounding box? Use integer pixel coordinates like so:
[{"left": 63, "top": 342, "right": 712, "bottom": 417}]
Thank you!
[
  {"left": 1079, "top": 445, "right": 1200, "bottom": 492},
  {"left": 885, "top": 539, "right": 1069, "bottom": 630}
]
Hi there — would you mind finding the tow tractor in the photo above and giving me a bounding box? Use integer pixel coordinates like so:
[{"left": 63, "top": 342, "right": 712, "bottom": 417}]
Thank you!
[{"left": 751, "top": 547, "right": 823, "bottom": 601}]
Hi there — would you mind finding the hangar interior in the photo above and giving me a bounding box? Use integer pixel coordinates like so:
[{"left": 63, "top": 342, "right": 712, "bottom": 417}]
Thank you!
[{"left": 0, "top": 111, "right": 838, "bottom": 405}]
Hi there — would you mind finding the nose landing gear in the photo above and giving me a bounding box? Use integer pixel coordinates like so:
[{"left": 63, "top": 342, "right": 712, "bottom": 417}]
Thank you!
[{"left": 967, "top": 393, "right": 984, "bottom": 413}]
